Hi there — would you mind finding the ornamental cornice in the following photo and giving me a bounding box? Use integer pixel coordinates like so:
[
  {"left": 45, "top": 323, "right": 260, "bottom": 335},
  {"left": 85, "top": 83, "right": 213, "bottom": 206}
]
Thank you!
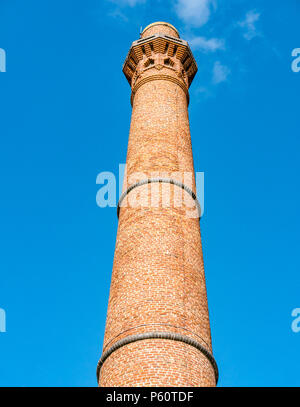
[{"left": 123, "top": 33, "right": 197, "bottom": 88}]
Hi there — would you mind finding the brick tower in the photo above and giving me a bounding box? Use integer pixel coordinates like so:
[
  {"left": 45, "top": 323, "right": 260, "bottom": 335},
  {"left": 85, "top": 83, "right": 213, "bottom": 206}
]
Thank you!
[{"left": 97, "top": 22, "right": 218, "bottom": 387}]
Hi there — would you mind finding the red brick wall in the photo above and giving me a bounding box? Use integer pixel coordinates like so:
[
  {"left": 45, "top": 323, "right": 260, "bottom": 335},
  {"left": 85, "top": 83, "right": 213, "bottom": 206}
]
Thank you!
[
  {"left": 98, "top": 23, "right": 217, "bottom": 387},
  {"left": 141, "top": 22, "right": 180, "bottom": 38}
]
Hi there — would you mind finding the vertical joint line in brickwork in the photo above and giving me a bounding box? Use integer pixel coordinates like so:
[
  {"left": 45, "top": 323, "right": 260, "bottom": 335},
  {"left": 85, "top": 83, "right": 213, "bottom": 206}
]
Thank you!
[
  {"left": 117, "top": 178, "right": 201, "bottom": 218},
  {"left": 96, "top": 331, "right": 219, "bottom": 385}
]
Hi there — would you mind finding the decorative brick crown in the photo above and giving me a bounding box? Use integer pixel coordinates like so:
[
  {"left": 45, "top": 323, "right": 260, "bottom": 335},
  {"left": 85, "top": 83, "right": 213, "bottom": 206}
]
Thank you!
[{"left": 123, "top": 32, "right": 198, "bottom": 88}]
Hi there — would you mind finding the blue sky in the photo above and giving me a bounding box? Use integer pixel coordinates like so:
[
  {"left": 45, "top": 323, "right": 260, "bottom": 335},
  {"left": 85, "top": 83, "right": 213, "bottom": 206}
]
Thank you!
[{"left": 0, "top": 0, "right": 299, "bottom": 387}]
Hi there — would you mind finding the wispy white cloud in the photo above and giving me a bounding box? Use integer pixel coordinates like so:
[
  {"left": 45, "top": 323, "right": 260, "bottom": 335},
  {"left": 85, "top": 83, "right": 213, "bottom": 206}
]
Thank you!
[
  {"left": 212, "top": 61, "right": 230, "bottom": 84},
  {"left": 108, "top": 0, "right": 146, "bottom": 7},
  {"left": 175, "top": 0, "right": 215, "bottom": 27},
  {"left": 106, "top": 0, "right": 146, "bottom": 22},
  {"left": 238, "top": 10, "right": 261, "bottom": 40},
  {"left": 188, "top": 36, "right": 225, "bottom": 52},
  {"left": 108, "top": 8, "right": 129, "bottom": 21},
  {"left": 193, "top": 86, "right": 213, "bottom": 99}
]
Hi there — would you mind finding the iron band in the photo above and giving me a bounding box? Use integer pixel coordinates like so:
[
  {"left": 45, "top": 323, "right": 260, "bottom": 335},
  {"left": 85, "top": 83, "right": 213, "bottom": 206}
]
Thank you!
[
  {"left": 117, "top": 177, "right": 201, "bottom": 218},
  {"left": 96, "top": 331, "right": 219, "bottom": 384},
  {"left": 103, "top": 323, "right": 211, "bottom": 352}
]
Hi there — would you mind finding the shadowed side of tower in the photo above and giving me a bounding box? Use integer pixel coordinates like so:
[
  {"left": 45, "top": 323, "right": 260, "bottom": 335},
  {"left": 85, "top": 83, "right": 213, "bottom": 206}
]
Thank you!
[{"left": 97, "top": 22, "right": 218, "bottom": 387}]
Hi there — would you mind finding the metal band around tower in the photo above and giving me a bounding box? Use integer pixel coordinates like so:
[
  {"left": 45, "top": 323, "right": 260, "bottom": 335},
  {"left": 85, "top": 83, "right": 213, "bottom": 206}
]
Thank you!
[
  {"left": 117, "top": 178, "right": 201, "bottom": 218},
  {"left": 131, "top": 74, "right": 189, "bottom": 106},
  {"left": 96, "top": 331, "right": 219, "bottom": 384}
]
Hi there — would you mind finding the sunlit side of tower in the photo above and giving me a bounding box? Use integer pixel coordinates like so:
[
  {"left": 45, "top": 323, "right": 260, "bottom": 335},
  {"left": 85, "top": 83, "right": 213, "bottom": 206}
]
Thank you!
[{"left": 97, "top": 22, "right": 218, "bottom": 387}]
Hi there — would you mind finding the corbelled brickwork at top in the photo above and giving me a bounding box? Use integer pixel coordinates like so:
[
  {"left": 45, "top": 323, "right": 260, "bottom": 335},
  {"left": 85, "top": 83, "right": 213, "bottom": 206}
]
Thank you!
[
  {"left": 123, "top": 22, "right": 197, "bottom": 92},
  {"left": 97, "top": 22, "right": 217, "bottom": 387}
]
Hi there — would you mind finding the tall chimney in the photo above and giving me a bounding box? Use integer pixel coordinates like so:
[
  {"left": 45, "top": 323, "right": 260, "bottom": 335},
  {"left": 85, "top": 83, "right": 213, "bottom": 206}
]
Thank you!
[{"left": 97, "top": 22, "right": 218, "bottom": 387}]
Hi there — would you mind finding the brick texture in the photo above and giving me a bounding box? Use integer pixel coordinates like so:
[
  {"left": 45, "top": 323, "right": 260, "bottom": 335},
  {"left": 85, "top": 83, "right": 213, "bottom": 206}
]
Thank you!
[{"left": 98, "top": 22, "right": 217, "bottom": 387}]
